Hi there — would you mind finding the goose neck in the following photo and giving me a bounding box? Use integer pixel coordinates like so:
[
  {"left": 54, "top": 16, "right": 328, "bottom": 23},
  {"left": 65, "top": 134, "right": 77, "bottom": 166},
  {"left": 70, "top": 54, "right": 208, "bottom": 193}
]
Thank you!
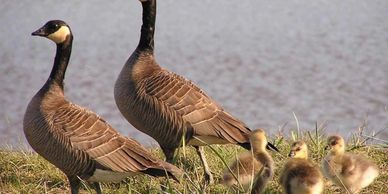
[
  {"left": 48, "top": 36, "right": 72, "bottom": 89},
  {"left": 137, "top": 0, "right": 156, "bottom": 52}
]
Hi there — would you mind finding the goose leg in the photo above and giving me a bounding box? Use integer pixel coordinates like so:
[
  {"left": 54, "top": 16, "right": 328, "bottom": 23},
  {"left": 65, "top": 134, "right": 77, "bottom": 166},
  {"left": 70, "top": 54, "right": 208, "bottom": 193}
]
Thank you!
[
  {"left": 93, "top": 182, "right": 102, "bottom": 194},
  {"left": 162, "top": 147, "right": 176, "bottom": 163},
  {"left": 195, "top": 146, "right": 214, "bottom": 184},
  {"left": 68, "top": 176, "right": 81, "bottom": 194}
]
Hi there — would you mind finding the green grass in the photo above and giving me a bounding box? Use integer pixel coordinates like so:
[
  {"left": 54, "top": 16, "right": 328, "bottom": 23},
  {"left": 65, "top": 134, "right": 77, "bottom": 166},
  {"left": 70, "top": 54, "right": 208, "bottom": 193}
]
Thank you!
[{"left": 0, "top": 128, "right": 387, "bottom": 194}]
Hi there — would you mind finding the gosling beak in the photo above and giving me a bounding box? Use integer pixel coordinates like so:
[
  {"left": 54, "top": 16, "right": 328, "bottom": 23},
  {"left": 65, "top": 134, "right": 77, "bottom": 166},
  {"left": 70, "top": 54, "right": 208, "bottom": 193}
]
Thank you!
[
  {"left": 266, "top": 142, "right": 280, "bottom": 153},
  {"left": 31, "top": 27, "right": 47, "bottom": 37},
  {"left": 288, "top": 151, "right": 295, "bottom": 158}
]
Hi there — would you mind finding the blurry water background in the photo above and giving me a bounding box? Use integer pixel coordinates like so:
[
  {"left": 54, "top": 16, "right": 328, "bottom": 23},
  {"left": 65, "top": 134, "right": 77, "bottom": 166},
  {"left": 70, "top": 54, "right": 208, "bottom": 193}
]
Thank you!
[{"left": 1, "top": 0, "right": 387, "bottom": 148}]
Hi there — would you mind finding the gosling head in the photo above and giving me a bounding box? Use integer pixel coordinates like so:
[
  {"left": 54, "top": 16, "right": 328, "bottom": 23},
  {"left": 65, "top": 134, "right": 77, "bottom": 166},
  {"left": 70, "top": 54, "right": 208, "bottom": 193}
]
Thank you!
[
  {"left": 32, "top": 20, "right": 71, "bottom": 44},
  {"left": 288, "top": 140, "right": 308, "bottom": 159},
  {"left": 325, "top": 135, "right": 345, "bottom": 155},
  {"left": 250, "top": 129, "right": 268, "bottom": 152}
]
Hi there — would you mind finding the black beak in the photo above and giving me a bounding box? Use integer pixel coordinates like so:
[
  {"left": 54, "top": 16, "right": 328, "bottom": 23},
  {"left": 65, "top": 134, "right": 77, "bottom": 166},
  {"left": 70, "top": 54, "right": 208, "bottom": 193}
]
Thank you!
[
  {"left": 31, "top": 27, "right": 47, "bottom": 37},
  {"left": 288, "top": 151, "right": 295, "bottom": 158},
  {"left": 266, "top": 142, "right": 280, "bottom": 153}
]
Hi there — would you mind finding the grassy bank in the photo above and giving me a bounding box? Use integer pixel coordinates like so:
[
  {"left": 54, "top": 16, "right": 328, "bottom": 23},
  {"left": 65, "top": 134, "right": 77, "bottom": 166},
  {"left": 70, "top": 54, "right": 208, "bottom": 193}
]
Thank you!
[{"left": 0, "top": 128, "right": 387, "bottom": 193}]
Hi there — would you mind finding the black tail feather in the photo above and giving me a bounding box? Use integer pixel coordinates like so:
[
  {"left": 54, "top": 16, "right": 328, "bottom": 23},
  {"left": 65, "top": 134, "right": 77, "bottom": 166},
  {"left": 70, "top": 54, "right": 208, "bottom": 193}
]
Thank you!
[
  {"left": 239, "top": 142, "right": 251, "bottom": 150},
  {"left": 266, "top": 142, "right": 280, "bottom": 152}
]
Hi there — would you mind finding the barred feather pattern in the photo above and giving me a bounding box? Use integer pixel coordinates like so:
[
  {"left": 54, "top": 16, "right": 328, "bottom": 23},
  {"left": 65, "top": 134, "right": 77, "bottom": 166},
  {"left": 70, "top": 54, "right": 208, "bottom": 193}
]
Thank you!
[
  {"left": 115, "top": 52, "right": 251, "bottom": 152},
  {"left": 24, "top": 82, "right": 180, "bottom": 180}
]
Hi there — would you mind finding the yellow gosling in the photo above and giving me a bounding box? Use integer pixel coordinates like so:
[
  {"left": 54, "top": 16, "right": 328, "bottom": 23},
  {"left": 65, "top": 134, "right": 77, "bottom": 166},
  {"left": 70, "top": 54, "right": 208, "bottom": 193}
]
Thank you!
[
  {"left": 280, "top": 141, "right": 323, "bottom": 194},
  {"left": 322, "top": 135, "right": 379, "bottom": 194},
  {"left": 222, "top": 129, "right": 274, "bottom": 193}
]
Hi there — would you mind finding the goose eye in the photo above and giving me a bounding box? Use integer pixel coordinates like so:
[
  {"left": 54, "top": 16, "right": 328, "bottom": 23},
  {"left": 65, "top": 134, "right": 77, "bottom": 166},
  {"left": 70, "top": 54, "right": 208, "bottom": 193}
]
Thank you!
[
  {"left": 331, "top": 141, "right": 336, "bottom": 146},
  {"left": 295, "top": 147, "right": 301, "bottom": 151},
  {"left": 48, "top": 23, "right": 59, "bottom": 30}
]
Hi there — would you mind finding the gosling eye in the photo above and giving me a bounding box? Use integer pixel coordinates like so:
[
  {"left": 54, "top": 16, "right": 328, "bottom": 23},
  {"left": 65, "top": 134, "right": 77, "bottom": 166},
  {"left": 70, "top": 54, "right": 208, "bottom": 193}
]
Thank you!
[
  {"left": 330, "top": 141, "right": 337, "bottom": 146},
  {"left": 295, "top": 147, "right": 301, "bottom": 151}
]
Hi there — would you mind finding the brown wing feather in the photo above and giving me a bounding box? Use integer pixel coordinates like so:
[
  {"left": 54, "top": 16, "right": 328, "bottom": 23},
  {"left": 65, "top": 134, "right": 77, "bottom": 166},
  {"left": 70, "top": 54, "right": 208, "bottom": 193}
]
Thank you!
[
  {"left": 142, "top": 69, "right": 251, "bottom": 144},
  {"left": 51, "top": 103, "right": 162, "bottom": 173}
]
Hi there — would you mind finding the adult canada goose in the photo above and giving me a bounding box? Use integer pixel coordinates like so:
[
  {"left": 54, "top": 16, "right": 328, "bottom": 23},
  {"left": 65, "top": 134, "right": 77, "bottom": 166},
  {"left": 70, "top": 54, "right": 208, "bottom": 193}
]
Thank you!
[
  {"left": 114, "top": 0, "right": 278, "bottom": 183},
  {"left": 24, "top": 20, "right": 182, "bottom": 194},
  {"left": 222, "top": 129, "right": 274, "bottom": 193},
  {"left": 279, "top": 141, "right": 323, "bottom": 194},
  {"left": 322, "top": 135, "right": 379, "bottom": 194}
]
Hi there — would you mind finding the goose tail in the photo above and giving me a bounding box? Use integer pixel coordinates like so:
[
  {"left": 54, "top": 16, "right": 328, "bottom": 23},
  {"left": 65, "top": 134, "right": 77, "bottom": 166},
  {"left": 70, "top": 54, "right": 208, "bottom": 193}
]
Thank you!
[{"left": 144, "top": 161, "right": 183, "bottom": 182}]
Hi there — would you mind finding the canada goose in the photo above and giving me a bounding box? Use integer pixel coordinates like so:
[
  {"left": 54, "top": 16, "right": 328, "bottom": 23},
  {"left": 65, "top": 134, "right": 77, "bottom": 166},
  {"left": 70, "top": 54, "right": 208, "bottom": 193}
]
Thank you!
[
  {"left": 114, "top": 0, "right": 278, "bottom": 184},
  {"left": 279, "top": 141, "right": 323, "bottom": 194},
  {"left": 24, "top": 20, "right": 182, "bottom": 194},
  {"left": 322, "top": 135, "right": 379, "bottom": 194},
  {"left": 222, "top": 129, "right": 274, "bottom": 194}
]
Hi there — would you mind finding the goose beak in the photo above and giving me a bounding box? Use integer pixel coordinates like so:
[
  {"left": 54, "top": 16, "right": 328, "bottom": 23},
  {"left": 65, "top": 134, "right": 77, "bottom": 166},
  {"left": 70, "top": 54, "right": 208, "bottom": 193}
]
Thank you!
[
  {"left": 266, "top": 142, "right": 280, "bottom": 153},
  {"left": 32, "top": 27, "right": 47, "bottom": 37},
  {"left": 288, "top": 151, "right": 295, "bottom": 158}
]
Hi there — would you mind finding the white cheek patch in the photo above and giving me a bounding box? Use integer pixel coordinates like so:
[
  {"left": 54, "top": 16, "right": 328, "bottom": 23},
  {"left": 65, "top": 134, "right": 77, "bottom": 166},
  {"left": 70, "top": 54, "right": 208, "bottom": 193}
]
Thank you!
[{"left": 48, "top": 26, "right": 70, "bottom": 44}]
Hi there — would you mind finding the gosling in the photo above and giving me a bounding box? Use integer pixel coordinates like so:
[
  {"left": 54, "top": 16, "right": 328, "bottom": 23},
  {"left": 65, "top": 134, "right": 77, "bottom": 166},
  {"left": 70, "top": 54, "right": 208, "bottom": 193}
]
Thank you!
[
  {"left": 280, "top": 141, "right": 323, "bottom": 194},
  {"left": 322, "top": 135, "right": 379, "bottom": 194},
  {"left": 222, "top": 129, "right": 275, "bottom": 193}
]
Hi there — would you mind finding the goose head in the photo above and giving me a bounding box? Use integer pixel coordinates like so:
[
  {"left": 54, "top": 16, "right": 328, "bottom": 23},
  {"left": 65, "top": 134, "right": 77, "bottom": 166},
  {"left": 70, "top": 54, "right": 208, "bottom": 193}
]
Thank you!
[
  {"left": 325, "top": 135, "right": 345, "bottom": 155},
  {"left": 32, "top": 20, "right": 71, "bottom": 44},
  {"left": 288, "top": 140, "right": 308, "bottom": 159}
]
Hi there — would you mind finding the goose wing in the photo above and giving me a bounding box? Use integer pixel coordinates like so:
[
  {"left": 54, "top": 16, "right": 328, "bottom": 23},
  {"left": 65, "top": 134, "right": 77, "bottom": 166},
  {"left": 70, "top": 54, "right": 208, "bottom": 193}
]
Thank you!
[
  {"left": 141, "top": 69, "right": 251, "bottom": 144},
  {"left": 51, "top": 103, "right": 161, "bottom": 173}
]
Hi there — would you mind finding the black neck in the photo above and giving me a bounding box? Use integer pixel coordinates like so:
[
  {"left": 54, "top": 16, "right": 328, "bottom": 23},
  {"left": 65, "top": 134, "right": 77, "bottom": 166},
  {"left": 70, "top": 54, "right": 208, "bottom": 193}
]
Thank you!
[
  {"left": 137, "top": 0, "right": 156, "bottom": 52},
  {"left": 48, "top": 36, "right": 72, "bottom": 89}
]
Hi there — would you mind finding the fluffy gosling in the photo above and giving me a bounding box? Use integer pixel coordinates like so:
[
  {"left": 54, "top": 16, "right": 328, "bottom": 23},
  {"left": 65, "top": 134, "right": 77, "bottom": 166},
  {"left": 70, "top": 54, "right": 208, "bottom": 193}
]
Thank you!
[
  {"left": 322, "top": 135, "right": 379, "bottom": 194},
  {"left": 280, "top": 140, "right": 323, "bottom": 194},
  {"left": 222, "top": 129, "right": 275, "bottom": 193}
]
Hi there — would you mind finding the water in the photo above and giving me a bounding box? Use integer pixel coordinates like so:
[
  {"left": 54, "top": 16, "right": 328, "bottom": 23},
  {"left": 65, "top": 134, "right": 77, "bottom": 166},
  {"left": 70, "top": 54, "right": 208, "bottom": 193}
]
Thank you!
[{"left": 1, "top": 0, "right": 387, "bottom": 148}]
